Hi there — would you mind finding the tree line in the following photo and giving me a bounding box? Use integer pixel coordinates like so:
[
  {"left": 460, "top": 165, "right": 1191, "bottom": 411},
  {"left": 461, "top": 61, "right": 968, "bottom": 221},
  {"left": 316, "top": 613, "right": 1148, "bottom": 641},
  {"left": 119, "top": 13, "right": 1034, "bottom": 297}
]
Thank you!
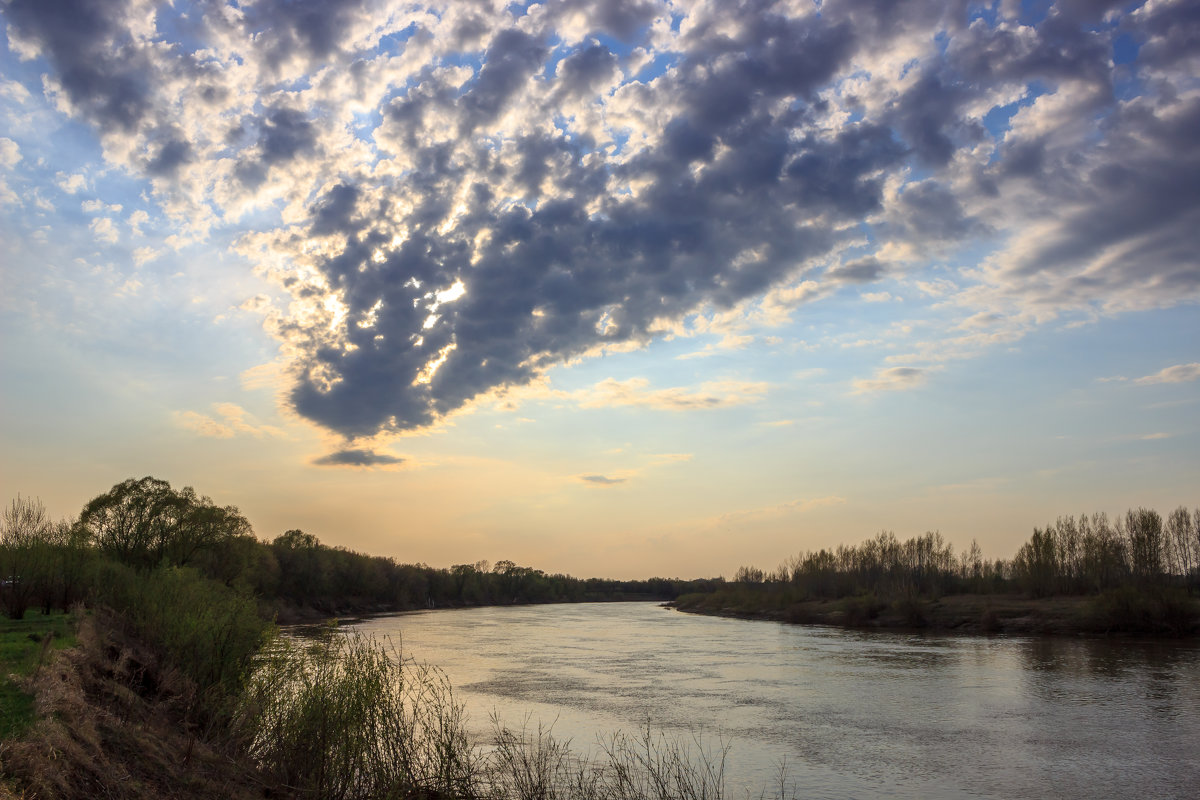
[
  {"left": 726, "top": 506, "right": 1200, "bottom": 602},
  {"left": 0, "top": 476, "right": 701, "bottom": 621},
  {"left": 4, "top": 476, "right": 1196, "bottom": 623}
]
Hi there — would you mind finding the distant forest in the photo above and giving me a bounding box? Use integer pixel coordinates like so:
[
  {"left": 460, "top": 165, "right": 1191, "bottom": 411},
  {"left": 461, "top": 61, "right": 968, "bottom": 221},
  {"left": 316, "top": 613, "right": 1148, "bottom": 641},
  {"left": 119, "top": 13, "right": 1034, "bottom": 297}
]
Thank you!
[
  {"left": 0, "top": 476, "right": 1196, "bottom": 624},
  {"left": 0, "top": 477, "right": 708, "bottom": 622},
  {"left": 727, "top": 507, "right": 1200, "bottom": 599}
]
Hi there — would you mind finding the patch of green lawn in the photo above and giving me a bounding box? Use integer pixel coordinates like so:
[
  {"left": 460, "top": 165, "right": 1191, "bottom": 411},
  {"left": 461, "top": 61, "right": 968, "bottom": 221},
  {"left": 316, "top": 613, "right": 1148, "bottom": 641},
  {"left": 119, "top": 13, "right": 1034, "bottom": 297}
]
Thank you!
[{"left": 0, "top": 611, "right": 76, "bottom": 740}]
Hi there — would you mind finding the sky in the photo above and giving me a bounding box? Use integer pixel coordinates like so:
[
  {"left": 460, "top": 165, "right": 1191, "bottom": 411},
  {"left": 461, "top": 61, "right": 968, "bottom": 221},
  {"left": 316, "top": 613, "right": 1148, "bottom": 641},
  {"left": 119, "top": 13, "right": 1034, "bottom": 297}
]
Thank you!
[{"left": 1, "top": 0, "right": 1197, "bottom": 579}]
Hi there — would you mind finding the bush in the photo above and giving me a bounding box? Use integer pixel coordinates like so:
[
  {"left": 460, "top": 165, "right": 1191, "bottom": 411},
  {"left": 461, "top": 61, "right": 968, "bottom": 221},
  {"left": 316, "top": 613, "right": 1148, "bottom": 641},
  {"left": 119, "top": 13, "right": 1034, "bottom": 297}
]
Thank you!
[
  {"left": 234, "top": 627, "right": 478, "bottom": 800},
  {"left": 892, "top": 597, "right": 928, "bottom": 628},
  {"left": 1085, "top": 587, "right": 1199, "bottom": 636},
  {"left": 88, "top": 561, "right": 270, "bottom": 712},
  {"left": 840, "top": 594, "right": 883, "bottom": 627}
]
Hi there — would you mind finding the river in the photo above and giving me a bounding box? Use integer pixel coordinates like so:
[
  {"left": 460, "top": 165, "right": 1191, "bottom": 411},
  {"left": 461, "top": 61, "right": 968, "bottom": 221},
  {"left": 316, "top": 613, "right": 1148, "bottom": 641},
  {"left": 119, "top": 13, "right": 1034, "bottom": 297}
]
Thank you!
[{"left": 349, "top": 602, "right": 1200, "bottom": 799}]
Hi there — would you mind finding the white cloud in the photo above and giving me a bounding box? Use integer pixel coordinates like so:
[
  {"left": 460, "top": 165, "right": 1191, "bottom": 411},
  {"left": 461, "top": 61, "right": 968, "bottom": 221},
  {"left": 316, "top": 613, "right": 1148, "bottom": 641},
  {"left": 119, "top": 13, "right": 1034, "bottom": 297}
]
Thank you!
[
  {"left": 0, "top": 138, "right": 21, "bottom": 169},
  {"left": 55, "top": 172, "right": 86, "bottom": 194},
  {"left": 128, "top": 209, "right": 150, "bottom": 236},
  {"left": 89, "top": 217, "right": 119, "bottom": 243},
  {"left": 82, "top": 199, "right": 122, "bottom": 214},
  {"left": 1133, "top": 363, "right": 1200, "bottom": 385},
  {"left": 574, "top": 378, "right": 769, "bottom": 411},
  {"left": 173, "top": 403, "right": 286, "bottom": 439},
  {"left": 852, "top": 366, "right": 931, "bottom": 394},
  {"left": 132, "top": 246, "right": 161, "bottom": 265}
]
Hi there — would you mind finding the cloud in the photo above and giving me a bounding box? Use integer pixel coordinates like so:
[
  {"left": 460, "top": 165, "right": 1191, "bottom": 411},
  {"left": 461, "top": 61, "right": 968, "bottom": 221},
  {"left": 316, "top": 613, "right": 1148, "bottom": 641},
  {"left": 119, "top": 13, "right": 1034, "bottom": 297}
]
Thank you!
[
  {"left": 578, "top": 474, "right": 627, "bottom": 486},
  {"left": 128, "top": 209, "right": 150, "bottom": 236},
  {"left": 576, "top": 451, "right": 690, "bottom": 487},
  {"left": 1133, "top": 363, "right": 1200, "bottom": 386},
  {"left": 312, "top": 448, "right": 405, "bottom": 467},
  {"left": 82, "top": 199, "right": 122, "bottom": 213},
  {"left": 173, "top": 410, "right": 236, "bottom": 439},
  {"left": 0, "top": 138, "right": 20, "bottom": 169},
  {"left": 132, "top": 246, "right": 161, "bottom": 266},
  {"left": 89, "top": 217, "right": 119, "bottom": 244},
  {"left": 55, "top": 172, "right": 86, "bottom": 194},
  {"left": 574, "top": 378, "right": 769, "bottom": 411},
  {"left": 173, "top": 403, "right": 285, "bottom": 439},
  {"left": 827, "top": 257, "right": 887, "bottom": 284},
  {"left": 1140, "top": 432, "right": 1171, "bottom": 441},
  {"left": 852, "top": 366, "right": 930, "bottom": 394},
  {"left": 10, "top": 0, "right": 1199, "bottom": 444}
]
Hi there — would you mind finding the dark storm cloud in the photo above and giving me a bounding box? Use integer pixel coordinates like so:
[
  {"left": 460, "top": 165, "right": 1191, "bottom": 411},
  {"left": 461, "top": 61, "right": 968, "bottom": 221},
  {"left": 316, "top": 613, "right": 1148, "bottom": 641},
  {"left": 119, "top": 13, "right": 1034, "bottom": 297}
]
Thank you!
[
  {"left": 459, "top": 29, "right": 548, "bottom": 132},
  {"left": 311, "top": 184, "right": 361, "bottom": 237},
  {"left": 5, "top": 0, "right": 152, "bottom": 131},
  {"left": 552, "top": 43, "right": 619, "bottom": 100},
  {"left": 552, "top": 0, "right": 662, "bottom": 42},
  {"left": 1124, "top": 0, "right": 1200, "bottom": 70},
  {"left": 998, "top": 94, "right": 1200, "bottom": 302},
  {"left": 894, "top": 181, "right": 985, "bottom": 243},
  {"left": 287, "top": 6, "right": 871, "bottom": 436},
  {"left": 239, "top": 0, "right": 374, "bottom": 71},
  {"left": 259, "top": 106, "right": 318, "bottom": 164},
  {"left": 283, "top": 0, "right": 1200, "bottom": 437},
  {"left": 146, "top": 135, "right": 194, "bottom": 177},
  {"left": 17, "top": 0, "right": 1200, "bottom": 440},
  {"left": 311, "top": 448, "right": 404, "bottom": 467},
  {"left": 785, "top": 124, "right": 907, "bottom": 219},
  {"left": 828, "top": 258, "right": 887, "bottom": 284}
]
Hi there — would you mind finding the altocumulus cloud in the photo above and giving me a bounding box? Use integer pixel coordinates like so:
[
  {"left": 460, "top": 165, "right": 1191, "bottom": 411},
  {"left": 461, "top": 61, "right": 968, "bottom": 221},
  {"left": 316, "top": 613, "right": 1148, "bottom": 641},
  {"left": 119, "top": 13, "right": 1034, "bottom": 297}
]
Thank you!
[{"left": 7, "top": 0, "right": 1200, "bottom": 439}]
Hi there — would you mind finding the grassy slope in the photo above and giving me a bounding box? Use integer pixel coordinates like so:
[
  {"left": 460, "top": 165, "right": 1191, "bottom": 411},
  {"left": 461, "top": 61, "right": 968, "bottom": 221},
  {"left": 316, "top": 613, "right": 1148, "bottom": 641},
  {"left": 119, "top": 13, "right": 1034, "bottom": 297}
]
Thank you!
[{"left": 0, "top": 611, "right": 77, "bottom": 741}]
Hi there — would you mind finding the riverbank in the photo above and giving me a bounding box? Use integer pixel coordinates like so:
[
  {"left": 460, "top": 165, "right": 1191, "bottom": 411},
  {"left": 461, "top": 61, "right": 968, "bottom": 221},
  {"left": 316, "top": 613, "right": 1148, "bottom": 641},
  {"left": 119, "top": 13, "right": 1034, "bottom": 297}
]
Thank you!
[
  {"left": 670, "top": 591, "right": 1200, "bottom": 636},
  {"left": 0, "top": 609, "right": 265, "bottom": 800},
  {"left": 270, "top": 592, "right": 670, "bottom": 625}
]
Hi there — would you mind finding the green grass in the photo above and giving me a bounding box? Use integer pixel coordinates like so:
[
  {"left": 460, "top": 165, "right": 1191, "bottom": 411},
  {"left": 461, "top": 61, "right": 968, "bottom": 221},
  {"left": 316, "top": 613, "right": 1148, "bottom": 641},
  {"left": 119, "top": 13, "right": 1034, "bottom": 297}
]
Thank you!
[{"left": 0, "top": 610, "right": 77, "bottom": 740}]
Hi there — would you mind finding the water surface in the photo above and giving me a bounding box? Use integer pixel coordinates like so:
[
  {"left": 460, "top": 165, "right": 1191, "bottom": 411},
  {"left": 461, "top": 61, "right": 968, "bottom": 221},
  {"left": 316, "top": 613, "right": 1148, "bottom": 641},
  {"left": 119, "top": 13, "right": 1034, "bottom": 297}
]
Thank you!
[{"left": 351, "top": 602, "right": 1200, "bottom": 799}]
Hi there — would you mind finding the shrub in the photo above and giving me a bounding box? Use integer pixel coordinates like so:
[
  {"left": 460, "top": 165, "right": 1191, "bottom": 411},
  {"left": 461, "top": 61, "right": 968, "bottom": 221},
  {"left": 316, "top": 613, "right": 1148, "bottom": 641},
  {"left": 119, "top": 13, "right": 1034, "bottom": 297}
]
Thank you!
[
  {"left": 840, "top": 594, "right": 883, "bottom": 627},
  {"left": 88, "top": 561, "right": 270, "bottom": 713},
  {"left": 235, "top": 627, "right": 478, "bottom": 800},
  {"left": 1085, "top": 587, "right": 1199, "bottom": 636}
]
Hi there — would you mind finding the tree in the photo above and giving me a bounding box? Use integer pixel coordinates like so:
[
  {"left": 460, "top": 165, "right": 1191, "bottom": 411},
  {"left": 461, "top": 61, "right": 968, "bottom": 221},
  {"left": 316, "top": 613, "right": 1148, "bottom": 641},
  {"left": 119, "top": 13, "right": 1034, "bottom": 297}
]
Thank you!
[
  {"left": 1124, "top": 508, "right": 1165, "bottom": 585},
  {"left": 1014, "top": 526, "right": 1059, "bottom": 598},
  {"left": 1164, "top": 507, "right": 1195, "bottom": 587},
  {"left": 168, "top": 487, "right": 251, "bottom": 566},
  {"left": 734, "top": 565, "right": 765, "bottom": 583},
  {"left": 0, "top": 496, "right": 55, "bottom": 619},
  {"left": 81, "top": 477, "right": 250, "bottom": 569}
]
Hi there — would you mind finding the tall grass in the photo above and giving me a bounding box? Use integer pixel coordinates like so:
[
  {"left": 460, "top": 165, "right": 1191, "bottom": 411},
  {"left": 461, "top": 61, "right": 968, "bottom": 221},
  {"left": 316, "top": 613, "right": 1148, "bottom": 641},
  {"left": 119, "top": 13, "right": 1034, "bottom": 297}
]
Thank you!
[
  {"left": 234, "top": 627, "right": 794, "bottom": 800},
  {"left": 234, "top": 627, "right": 478, "bottom": 799},
  {"left": 485, "top": 719, "right": 732, "bottom": 800}
]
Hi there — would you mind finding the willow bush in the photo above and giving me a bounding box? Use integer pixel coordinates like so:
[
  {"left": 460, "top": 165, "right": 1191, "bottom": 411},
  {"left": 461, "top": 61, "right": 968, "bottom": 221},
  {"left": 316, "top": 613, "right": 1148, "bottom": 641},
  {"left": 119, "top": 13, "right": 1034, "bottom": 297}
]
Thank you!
[{"left": 234, "top": 627, "right": 478, "bottom": 800}]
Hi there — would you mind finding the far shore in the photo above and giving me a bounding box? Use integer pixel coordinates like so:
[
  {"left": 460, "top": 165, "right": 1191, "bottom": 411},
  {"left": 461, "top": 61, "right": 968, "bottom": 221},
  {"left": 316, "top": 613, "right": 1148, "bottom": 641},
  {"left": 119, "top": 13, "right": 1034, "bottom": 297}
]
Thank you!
[
  {"left": 272, "top": 593, "right": 665, "bottom": 627},
  {"left": 669, "top": 593, "right": 1200, "bottom": 638}
]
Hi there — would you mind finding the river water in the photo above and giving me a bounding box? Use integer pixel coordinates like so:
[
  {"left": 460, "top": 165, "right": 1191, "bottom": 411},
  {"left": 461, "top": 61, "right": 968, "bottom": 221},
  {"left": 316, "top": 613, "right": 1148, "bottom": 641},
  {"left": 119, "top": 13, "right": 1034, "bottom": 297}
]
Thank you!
[{"left": 349, "top": 602, "right": 1200, "bottom": 799}]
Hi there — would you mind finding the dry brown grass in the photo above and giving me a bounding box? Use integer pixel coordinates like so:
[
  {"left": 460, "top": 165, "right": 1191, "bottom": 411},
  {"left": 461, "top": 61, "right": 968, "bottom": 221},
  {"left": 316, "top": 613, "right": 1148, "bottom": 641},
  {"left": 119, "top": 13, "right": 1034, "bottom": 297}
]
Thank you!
[{"left": 0, "top": 611, "right": 265, "bottom": 800}]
